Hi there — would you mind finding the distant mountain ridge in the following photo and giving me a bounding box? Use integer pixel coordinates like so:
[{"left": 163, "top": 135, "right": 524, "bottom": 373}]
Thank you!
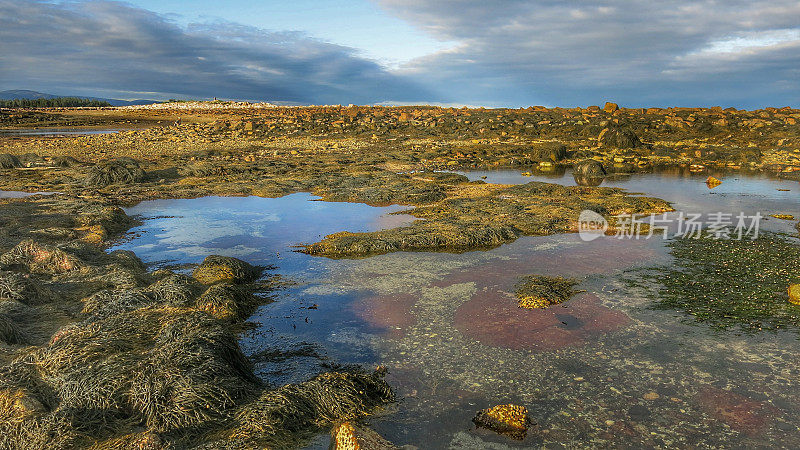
[{"left": 0, "top": 90, "right": 158, "bottom": 106}]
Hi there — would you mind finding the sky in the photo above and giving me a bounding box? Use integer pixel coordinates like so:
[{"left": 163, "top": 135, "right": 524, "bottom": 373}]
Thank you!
[{"left": 1, "top": 0, "right": 798, "bottom": 108}]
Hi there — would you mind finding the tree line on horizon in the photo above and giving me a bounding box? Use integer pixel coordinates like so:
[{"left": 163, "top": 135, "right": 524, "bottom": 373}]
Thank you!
[{"left": 0, "top": 97, "right": 112, "bottom": 108}]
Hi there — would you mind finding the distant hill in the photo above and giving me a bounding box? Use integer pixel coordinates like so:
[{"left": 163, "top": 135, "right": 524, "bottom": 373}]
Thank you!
[{"left": 0, "top": 90, "right": 158, "bottom": 106}]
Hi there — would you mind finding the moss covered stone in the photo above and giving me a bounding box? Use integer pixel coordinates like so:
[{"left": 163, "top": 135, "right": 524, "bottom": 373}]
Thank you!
[
  {"left": 192, "top": 255, "right": 260, "bottom": 285},
  {"left": 515, "top": 275, "right": 580, "bottom": 309},
  {"left": 472, "top": 404, "right": 532, "bottom": 440}
]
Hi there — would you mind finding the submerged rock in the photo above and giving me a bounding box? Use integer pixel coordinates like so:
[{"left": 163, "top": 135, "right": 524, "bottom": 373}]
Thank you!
[
  {"left": 472, "top": 404, "right": 532, "bottom": 440},
  {"left": 789, "top": 284, "right": 800, "bottom": 305},
  {"left": 455, "top": 292, "right": 629, "bottom": 351},
  {"left": 515, "top": 275, "right": 579, "bottom": 309},
  {"left": 696, "top": 386, "right": 775, "bottom": 435}
]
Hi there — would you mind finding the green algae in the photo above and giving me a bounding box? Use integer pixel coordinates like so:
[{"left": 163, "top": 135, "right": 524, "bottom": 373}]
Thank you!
[{"left": 635, "top": 233, "right": 800, "bottom": 331}]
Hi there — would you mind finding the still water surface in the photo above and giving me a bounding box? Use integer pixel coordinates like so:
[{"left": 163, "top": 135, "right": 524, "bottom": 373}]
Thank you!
[{"left": 111, "top": 171, "right": 800, "bottom": 448}]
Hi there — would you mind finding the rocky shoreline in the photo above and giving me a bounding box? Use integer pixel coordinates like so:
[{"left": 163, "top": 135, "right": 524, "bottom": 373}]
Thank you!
[{"left": 0, "top": 103, "right": 797, "bottom": 447}]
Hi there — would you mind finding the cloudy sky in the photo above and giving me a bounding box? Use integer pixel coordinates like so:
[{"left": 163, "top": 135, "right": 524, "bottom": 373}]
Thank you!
[{"left": 1, "top": 0, "right": 798, "bottom": 108}]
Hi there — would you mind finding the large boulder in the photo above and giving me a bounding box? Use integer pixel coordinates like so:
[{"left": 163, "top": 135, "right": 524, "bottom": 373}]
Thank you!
[
  {"left": 573, "top": 160, "right": 606, "bottom": 178},
  {"left": 598, "top": 125, "right": 641, "bottom": 149}
]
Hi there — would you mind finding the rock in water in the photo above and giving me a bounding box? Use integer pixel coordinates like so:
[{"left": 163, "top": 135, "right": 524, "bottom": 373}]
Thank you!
[
  {"left": 789, "top": 284, "right": 800, "bottom": 305},
  {"left": 706, "top": 176, "right": 722, "bottom": 188},
  {"left": 573, "top": 160, "right": 606, "bottom": 178},
  {"left": 332, "top": 422, "right": 398, "bottom": 450},
  {"left": 472, "top": 404, "right": 532, "bottom": 440},
  {"left": 192, "top": 255, "right": 260, "bottom": 285},
  {"left": 515, "top": 275, "right": 580, "bottom": 309}
]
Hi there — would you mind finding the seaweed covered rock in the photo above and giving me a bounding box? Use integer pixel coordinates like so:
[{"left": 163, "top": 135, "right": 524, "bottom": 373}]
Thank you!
[
  {"left": 0, "top": 271, "right": 33, "bottom": 302},
  {"left": 179, "top": 162, "right": 225, "bottom": 178},
  {"left": 472, "top": 404, "right": 532, "bottom": 440},
  {"left": 192, "top": 255, "right": 260, "bottom": 285},
  {"left": 196, "top": 284, "right": 255, "bottom": 320},
  {"left": 32, "top": 307, "right": 259, "bottom": 434},
  {"left": 0, "top": 314, "right": 27, "bottom": 345},
  {"left": 84, "top": 158, "right": 145, "bottom": 187},
  {"left": 515, "top": 275, "right": 580, "bottom": 309},
  {"left": 227, "top": 367, "right": 394, "bottom": 446},
  {"left": 598, "top": 125, "right": 642, "bottom": 149},
  {"left": 50, "top": 156, "right": 81, "bottom": 168},
  {"left": 146, "top": 274, "right": 204, "bottom": 306},
  {"left": 0, "top": 154, "right": 22, "bottom": 169},
  {"left": 789, "top": 284, "right": 800, "bottom": 305},
  {"left": 89, "top": 430, "right": 163, "bottom": 450},
  {"left": 76, "top": 205, "right": 132, "bottom": 236},
  {"left": 0, "top": 240, "right": 85, "bottom": 275},
  {"left": 332, "top": 422, "right": 398, "bottom": 450}
]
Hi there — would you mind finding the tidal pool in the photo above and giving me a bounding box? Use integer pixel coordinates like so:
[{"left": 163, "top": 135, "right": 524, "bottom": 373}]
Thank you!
[
  {"left": 0, "top": 128, "right": 123, "bottom": 136},
  {"left": 111, "top": 174, "right": 800, "bottom": 448}
]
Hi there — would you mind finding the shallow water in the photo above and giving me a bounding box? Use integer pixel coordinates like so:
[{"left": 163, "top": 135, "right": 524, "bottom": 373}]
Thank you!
[
  {"left": 111, "top": 172, "right": 800, "bottom": 448},
  {"left": 0, "top": 128, "right": 122, "bottom": 136},
  {"left": 0, "top": 190, "right": 54, "bottom": 198}
]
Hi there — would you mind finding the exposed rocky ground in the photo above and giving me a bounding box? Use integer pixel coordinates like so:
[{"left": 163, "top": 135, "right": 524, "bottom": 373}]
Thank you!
[{"left": 0, "top": 103, "right": 797, "bottom": 447}]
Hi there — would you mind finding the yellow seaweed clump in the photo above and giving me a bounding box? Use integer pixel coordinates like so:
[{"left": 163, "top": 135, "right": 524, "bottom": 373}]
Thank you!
[
  {"left": 332, "top": 422, "right": 398, "bottom": 450},
  {"left": 472, "top": 404, "right": 532, "bottom": 440},
  {"left": 706, "top": 176, "right": 722, "bottom": 188},
  {"left": 515, "top": 275, "right": 579, "bottom": 309},
  {"left": 789, "top": 284, "right": 800, "bottom": 305}
]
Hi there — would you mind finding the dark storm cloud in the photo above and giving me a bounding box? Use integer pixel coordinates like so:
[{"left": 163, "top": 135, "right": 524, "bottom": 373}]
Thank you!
[
  {"left": 0, "top": 0, "right": 436, "bottom": 103},
  {"left": 378, "top": 0, "right": 800, "bottom": 108}
]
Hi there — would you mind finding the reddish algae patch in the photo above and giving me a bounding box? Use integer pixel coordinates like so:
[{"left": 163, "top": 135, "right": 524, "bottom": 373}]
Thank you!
[
  {"left": 351, "top": 293, "right": 418, "bottom": 339},
  {"left": 696, "top": 386, "right": 776, "bottom": 435},
  {"left": 454, "top": 291, "right": 629, "bottom": 351}
]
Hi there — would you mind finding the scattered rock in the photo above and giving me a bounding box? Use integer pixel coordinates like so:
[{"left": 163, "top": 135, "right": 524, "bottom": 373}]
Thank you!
[
  {"left": 472, "top": 404, "right": 532, "bottom": 440},
  {"left": 603, "top": 102, "right": 619, "bottom": 113},
  {"left": 643, "top": 392, "right": 660, "bottom": 401}
]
